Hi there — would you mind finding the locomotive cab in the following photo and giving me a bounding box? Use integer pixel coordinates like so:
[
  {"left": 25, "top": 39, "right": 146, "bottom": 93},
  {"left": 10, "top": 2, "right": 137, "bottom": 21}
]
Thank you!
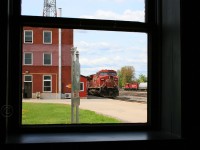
[{"left": 87, "top": 69, "right": 119, "bottom": 98}]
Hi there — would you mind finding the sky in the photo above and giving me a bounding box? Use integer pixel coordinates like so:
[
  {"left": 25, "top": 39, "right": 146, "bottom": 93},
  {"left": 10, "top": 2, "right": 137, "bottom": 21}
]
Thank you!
[{"left": 21, "top": 0, "right": 147, "bottom": 78}]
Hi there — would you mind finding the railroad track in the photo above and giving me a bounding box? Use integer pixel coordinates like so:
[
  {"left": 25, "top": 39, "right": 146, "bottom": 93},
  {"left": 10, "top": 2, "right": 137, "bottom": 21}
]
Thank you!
[{"left": 87, "top": 90, "right": 147, "bottom": 102}]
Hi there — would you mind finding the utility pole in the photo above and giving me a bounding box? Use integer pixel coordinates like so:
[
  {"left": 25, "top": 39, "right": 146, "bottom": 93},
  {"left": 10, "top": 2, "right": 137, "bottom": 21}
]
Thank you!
[
  {"left": 71, "top": 47, "right": 80, "bottom": 123},
  {"left": 58, "top": 8, "right": 62, "bottom": 99}
]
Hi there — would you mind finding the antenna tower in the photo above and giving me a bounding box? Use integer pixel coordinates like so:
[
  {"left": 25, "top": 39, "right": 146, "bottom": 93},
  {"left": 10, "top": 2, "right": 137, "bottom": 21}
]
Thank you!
[{"left": 43, "top": 0, "right": 57, "bottom": 17}]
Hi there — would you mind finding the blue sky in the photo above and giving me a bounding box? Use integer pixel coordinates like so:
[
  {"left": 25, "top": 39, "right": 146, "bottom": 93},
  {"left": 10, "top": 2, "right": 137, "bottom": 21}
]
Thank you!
[{"left": 22, "top": 0, "right": 147, "bottom": 78}]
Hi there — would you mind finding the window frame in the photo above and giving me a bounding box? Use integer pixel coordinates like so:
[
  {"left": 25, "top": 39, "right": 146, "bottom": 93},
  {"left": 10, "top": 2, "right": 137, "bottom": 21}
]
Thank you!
[
  {"left": 24, "top": 75, "right": 32, "bottom": 82},
  {"left": 80, "top": 82, "right": 84, "bottom": 92},
  {"left": 6, "top": 0, "right": 160, "bottom": 134},
  {"left": 24, "top": 30, "right": 33, "bottom": 43},
  {"left": 43, "top": 75, "right": 52, "bottom": 92},
  {"left": 43, "top": 30, "right": 52, "bottom": 44},
  {"left": 24, "top": 52, "right": 33, "bottom": 65},
  {"left": 43, "top": 52, "right": 52, "bottom": 65}
]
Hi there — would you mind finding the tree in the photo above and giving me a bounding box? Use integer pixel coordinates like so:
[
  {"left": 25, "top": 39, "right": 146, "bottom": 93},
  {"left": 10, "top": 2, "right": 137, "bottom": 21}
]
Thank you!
[
  {"left": 117, "top": 66, "right": 135, "bottom": 87},
  {"left": 117, "top": 70, "right": 123, "bottom": 88},
  {"left": 137, "top": 74, "right": 147, "bottom": 83}
]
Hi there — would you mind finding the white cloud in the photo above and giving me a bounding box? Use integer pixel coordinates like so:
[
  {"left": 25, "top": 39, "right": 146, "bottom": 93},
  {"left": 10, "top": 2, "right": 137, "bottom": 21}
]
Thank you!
[
  {"left": 75, "top": 32, "right": 147, "bottom": 78},
  {"left": 81, "top": 66, "right": 120, "bottom": 77},
  {"left": 79, "top": 49, "right": 147, "bottom": 78},
  {"left": 80, "top": 9, "right": 144, "bottom": 22},
  {"left": 80, "top": 56, "right": 123, "bottom": 67},
  {"left": 76, "top": 40, "right": 123, "bottom": 54}
]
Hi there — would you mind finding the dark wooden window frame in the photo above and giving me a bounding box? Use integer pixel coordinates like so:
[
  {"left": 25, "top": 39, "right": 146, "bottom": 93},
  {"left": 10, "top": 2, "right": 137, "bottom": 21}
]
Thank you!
[
  {"left": 9, "top": 0, "right": 159, "bottom": 131},
  {"left": 4, "top": 0, "right": 165, "bottom": 142}
]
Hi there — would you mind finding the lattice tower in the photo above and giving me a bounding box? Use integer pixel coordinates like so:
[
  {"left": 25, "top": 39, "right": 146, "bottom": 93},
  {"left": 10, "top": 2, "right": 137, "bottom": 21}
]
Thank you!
[{"left": 43, "top": 0, "right": 57, "bottom": 17}]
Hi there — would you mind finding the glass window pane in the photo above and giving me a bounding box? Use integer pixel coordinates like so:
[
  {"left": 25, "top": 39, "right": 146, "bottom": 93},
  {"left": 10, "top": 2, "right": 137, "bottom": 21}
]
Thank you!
[
  {"left": 25, "top": 53, "right": 31, "bottom": 59},
  {"left": 22, "top": 27, "right": 147, "bottom": 125},
  {"left": 24, "top": 76, "right": 32, "bottom": 81},
  {"left": 24, "top": 31, "right": 32, "bottom": 43},
  {"left": 44, "top": 54, "right": 51, "bottom": 65},
  {"left": 44, "top": 81, "right": 50, "bottom": 86},
  {"left": 80, "top": 82, "right": 83, "bottom": 91},
  {"left": 44, "top": 32, "right": 51, "bottom": 43},
  {"left": 24, "top": 53, "right": 32, "bottom": 64},
  {"left": 25, "top": 59, "right": 31, "bottom": 64},
  {"left": 22, "top": 0, "right": 145, "bottom": 22},
  {"left": 44, "top": 87, "right": 51, "bottom": 91},
  {"left": 44, "top": 76, "right": 51, "bottom": 80}
]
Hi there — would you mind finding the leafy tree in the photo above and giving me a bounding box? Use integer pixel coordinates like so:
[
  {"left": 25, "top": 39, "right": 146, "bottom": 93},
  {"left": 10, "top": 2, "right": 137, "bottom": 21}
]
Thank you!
[
  {"left": 137, "top": 74, "right": 147, "bottom": 83},
  {"left": 117, "top": 70, "right": 123, "bottom": 88},
  {"left": 117, "top": 66, "right": 135, "bottom": 87}
]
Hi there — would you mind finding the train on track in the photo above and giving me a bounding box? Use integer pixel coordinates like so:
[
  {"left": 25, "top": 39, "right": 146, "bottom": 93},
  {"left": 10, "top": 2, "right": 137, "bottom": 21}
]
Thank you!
[
  {"left": 87, "top": 69, "right": 119, "bottom": 98},
  {"left": 124, "top": 82, "right": 147, "bottom": 91}
]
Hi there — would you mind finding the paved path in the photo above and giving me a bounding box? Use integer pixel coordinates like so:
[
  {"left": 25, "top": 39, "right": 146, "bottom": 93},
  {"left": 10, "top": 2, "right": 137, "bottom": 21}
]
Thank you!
[{"left": 23, "top": 98, "right": 147, "bottom": 123}]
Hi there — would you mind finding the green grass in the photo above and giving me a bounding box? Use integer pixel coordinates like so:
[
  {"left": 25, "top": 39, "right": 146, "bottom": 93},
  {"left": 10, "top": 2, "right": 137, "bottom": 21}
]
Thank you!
[{"left": 22, "top": 102, "right": 122, "bottom": 124}]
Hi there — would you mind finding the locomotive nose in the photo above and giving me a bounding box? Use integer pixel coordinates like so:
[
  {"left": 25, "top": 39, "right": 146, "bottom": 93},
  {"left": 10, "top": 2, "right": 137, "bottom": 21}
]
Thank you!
[{"left": 109, "top": 75, "right": 114, "bottom": 79}]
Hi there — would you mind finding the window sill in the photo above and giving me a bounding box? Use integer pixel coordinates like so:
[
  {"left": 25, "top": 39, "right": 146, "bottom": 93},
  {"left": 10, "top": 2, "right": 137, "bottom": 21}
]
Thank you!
[{"left": 7, "top": 131, "right": 182, "bottom": 145}]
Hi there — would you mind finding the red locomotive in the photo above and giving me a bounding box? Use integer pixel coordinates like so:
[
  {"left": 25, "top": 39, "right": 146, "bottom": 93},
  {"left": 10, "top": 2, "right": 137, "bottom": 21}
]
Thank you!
[{"left": 87, "top": 69, "right": 119, "bottom": 98}]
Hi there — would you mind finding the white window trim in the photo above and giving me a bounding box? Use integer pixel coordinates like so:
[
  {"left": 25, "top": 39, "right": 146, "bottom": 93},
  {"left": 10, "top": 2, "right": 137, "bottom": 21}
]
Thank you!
[
  {"left": 80, "top": 82, "right": 84, "bottom": 91},
  {"left": 24, "top": 52, "right": 33, "bottom": 65},
  {"left": 23, "top": 75, "right": 33, "bottom": 92},
  {"left": 43, "top": 75, "right": 52, "bottom": 92},
  {"left": 43, "top": 31, "right": 52, "bottom": 44},
  {"left": 24, "top": 75, "right": 32, "bottom": 82},
  {"left": 24, "top": 30, "right": 33, "bottom": 44},
  {"left": 43, "top": 52, "right": 52, "bottom": 65}
]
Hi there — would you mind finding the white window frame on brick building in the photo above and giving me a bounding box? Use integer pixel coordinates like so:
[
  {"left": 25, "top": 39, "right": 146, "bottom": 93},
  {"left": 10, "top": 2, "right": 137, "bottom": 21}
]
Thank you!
[
  {"left": 24, "top": 75, "right": 32, "bottom": 82},
  {"left": 24, "top": 30, "right": 33, "bottom": 43},
  {"left": 43, "top": 31, "right": 52, "bottom": 44},
  {"left": 43, "top": 53, "right": 52, "bottom": 65},
  {"left": 43, "top": 75, "right": 52, "bottom": 92},
  {"left": 24, "top": 52, "right": 33, "bottom": 65},
  {"left": 80, "top": 82, "right": 84, "bottom": 92}
]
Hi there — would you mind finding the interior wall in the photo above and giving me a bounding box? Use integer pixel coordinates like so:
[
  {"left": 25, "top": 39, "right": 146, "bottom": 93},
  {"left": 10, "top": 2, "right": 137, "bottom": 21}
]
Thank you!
[
  {"left": 0, "top": 0, "right": 9, "bottom": 144},
  {"left": 160, "top": 0, "right": 181, "bottom": 136},
  {"left": 181, "top": 1, "right": 200, "bottom": 140}
]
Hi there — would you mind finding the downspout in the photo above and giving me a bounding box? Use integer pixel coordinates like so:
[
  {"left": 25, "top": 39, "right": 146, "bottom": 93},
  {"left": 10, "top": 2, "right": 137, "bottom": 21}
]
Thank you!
[{"left": 58, "top": 8, "right": 62, "bottom": 99}]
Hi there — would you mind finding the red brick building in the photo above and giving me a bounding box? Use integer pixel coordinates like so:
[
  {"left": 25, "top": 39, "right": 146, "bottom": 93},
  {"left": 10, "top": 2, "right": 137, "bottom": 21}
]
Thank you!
[
  {"left": 79, "top": 75, "right": 88, "bottom": 98},
  {"left": 22, "top": 27, "right": 87, "bottom": 99}
]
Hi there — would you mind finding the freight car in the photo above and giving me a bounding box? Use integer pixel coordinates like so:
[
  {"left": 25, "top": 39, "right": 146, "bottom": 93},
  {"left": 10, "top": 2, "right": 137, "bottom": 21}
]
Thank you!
[
  {"left": 124, "top": 82, "right": 147, "bottom": 91},
  {"left": 124, "top": 82, "right": 139, "bottom": 90},
  {"left": 138, "top": 82, "right": 147, "bottom": 90},
  {"left": 87, "top": 69, "right": 119, "bottom": 98}
]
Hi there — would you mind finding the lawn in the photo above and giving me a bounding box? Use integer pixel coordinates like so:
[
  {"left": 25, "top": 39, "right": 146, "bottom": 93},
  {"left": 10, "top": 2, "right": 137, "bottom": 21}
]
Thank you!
[{"left": 22, "top": 102, "right": 122, "bottom": 124}]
